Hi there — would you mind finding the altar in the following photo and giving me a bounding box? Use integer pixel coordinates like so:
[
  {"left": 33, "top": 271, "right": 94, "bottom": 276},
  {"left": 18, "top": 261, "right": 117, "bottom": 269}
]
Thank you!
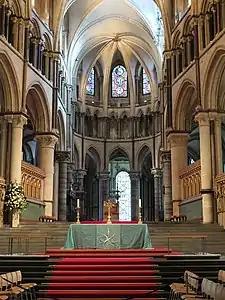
[{"left": 64, "top": 224, "right": 152, "bottom": 249}]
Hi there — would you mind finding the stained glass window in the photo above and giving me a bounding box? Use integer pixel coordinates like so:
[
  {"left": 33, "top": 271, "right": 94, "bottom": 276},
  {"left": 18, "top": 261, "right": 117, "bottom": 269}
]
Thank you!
[
  {"left": 86, "top": 68, "right": 95, "bottom": 96},
  {"left": 116, "top": 171, "right": 131, "bottom": 221},
  {"left": 112, "top": 65, "right": 128, "bottom": 98},
  {"left": 142, "top": 68, "right": 151, "bottom": 95}
]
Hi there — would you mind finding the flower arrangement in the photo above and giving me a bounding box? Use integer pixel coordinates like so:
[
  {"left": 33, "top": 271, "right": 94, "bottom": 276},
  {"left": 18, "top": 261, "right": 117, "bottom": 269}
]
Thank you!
[{"left": 4, "top": 181, "right": 27, "bottom": 212}]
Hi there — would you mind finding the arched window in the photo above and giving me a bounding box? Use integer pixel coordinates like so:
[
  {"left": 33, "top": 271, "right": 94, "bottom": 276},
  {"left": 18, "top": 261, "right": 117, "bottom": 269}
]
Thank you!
[
  {"left": 112, "top": 65, "right": 128, "bottom": 98},
  {"left": 116, "top": 171, "right": 131, "bottom": 221},
  {"left": 86, "top": 68, "right": 95, "bottom": 96},
  {"left": 142, "top": 68, "right": 151, "bottom": 95}
]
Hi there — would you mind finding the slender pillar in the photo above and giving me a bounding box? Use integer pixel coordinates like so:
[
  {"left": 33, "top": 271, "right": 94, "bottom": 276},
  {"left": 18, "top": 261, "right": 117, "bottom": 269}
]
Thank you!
[
  {"left": 35, "top": 133, "right": 58, "bottom": 216},
  {"left": 53, "top": 160, "right": 59, "bottom": 220},
  {"left": 168, "top": 132, "right": 188, "bottom": 215},
  {"left": 151, "top": 168, "right": 163, "bottom": 222},
  {"left": 55, "top": 151, "right": 70, "bottom": 221},
  {"left": 195, "top": 112, "right": 213, "bottom": 223},
  {"left": 161, "top": 151, "right": 172, "bottom": 220},
  {"left": 129, "top": 171, "right": 140, "bottom": 221},
  {"left": 0, "top": 178, "right": 5, "bottom": 228},
  {"left": 98, "top": 171, "right": 109, "bottom": 220},
  {"left": 75, "top": 169, "right": 86, "bottom": 215}
]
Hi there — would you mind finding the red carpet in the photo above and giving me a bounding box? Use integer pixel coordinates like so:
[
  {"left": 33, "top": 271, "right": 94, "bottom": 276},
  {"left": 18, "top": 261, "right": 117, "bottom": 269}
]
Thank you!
[{"left": 43, "top": 249, "right": 176, "bottom": 299}]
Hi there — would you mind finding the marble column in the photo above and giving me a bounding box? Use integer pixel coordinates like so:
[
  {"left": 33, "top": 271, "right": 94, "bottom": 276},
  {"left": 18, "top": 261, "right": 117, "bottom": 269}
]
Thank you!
[
  {"left": 195, "top": 112, "right": 213, "bottom": 223},
  {"left": 35, "top": 132, "right": 58, "bottom": 216},
  {"left": 151, "top": 168, "right": 163, "bottom": 222},
  {"left": 168, "top": 132, "right": 188, "bottom": 215},
  {"left": 129, "top": 171, "right": 140, "bottom": 220},
  {"left": 161, "top": 151, "right": 172, "bottom": 220},
  {"left": 98, "top": 171, "right": 109, "bottom": 220},
  {"left": 55, "top": 151, "right": 70, "bottom": 221}
]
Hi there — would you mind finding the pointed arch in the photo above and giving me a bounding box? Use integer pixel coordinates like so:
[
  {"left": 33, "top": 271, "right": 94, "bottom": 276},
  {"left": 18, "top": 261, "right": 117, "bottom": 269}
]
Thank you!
[
  {"left": 0, "top": 51, "right": 20, "bottom": 111},
  {"left": 173, "top": 79, "right": 197, "bottom": 131},
  {"left": 73, "top": 143, "right": 80, "bottom": 169},
  {"left": 109, "top": 147, "right": 130, "bottom": 162},
  {"left": 137, "top": 145, "right": 151, "bottom": 171},
  {"left": 25, "top": 83, "right": 51, "bottom": 132},
  {"left": 87, "top": 146, "right": 101, "bottom": 171},
  {"left": 202, "top": 47, "right": 225, "bottom": 110}
]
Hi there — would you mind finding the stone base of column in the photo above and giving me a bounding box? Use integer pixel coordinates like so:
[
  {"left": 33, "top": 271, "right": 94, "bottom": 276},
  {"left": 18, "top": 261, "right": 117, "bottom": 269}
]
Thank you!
[
  {"left": 45, "top": 201, "right": 53, "bottom": 217},
  {"left": 202, "top": 194, "right": 213, "bottom": 224},
  {"left": 173, "top": 200, "right": 180, "bottom": 215}
]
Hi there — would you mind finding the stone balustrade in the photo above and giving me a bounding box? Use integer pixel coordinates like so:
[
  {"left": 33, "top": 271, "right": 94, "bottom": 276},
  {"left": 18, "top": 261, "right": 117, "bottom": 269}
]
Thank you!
[
  {"left": 180, "top": 160, "right": 201, "bottom": 200},
  {"left": 21, "top": 162, "right": 45, "bottom": 201}
]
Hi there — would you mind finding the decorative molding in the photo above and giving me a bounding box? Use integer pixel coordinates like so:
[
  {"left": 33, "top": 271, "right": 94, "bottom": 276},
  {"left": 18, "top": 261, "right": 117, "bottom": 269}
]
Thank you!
[
  {"left": 194, "top": 112, "right": 210, "bottom": 127},
  {"left": 35, "top": 132, "right": 58, "bottom": 149},
  {"left": 151, "top": 168, "right": 162, "bottom": 177},
  {"left": 129, "top": 171, "right": 140, "bottom": 181},
  {"left": 161, "top": 150, "right": 171, "bottom": 163},
  {"left": 4, "top": 113, "right": 27, "bottom": 129},
  {"left": 55, "top": 151, "right": 71, "bottom": 163},
  {"left": 167, "top": 132, "right": 189, "bottom": 148}
]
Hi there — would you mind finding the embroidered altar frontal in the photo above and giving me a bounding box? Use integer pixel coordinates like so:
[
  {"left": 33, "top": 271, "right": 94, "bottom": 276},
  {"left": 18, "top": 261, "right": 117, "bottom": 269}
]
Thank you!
[{"left": 64, "top": 224, "right": 152, "bottom": 249}]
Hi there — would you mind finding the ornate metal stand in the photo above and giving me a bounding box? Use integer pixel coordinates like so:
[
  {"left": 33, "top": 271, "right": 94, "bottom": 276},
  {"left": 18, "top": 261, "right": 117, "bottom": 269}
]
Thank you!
[
  {"left": 76, "top": 207, "right": 80, "bottom": 224},
  {"left": 104, "top": 200, "right": 116, "bottom": 224},
  {"left": 138, "top": 206, "right": 142, "bottom": 224}
]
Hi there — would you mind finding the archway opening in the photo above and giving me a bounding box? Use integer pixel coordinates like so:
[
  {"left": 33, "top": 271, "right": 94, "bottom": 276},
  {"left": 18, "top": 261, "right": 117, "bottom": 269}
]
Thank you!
[{"left": 109, "top": 149, "right": 131, "bottom": 221}]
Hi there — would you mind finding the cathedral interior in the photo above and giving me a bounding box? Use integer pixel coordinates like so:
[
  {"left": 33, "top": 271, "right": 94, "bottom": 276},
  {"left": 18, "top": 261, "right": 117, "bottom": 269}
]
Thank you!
[{"left": 1, "top": 0, "right": 225, "bottom": 227}]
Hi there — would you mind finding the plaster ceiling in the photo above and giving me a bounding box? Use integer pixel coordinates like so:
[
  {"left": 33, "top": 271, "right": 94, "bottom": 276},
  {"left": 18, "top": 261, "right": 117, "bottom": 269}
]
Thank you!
[{"left": 63, "top": 0, "right": 164, "bottom": 80}]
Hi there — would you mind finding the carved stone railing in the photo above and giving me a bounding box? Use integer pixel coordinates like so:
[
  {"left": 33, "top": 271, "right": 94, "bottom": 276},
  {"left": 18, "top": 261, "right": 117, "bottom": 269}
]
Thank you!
[
  {"left": 180, "top": 160, "right": 201, "bottom": 200},
  {"left": 21, "top": 161, "right": 45, "bottom": 201},
  {"left": 215, "top": 173, "right": 225, "bottom": 227}
]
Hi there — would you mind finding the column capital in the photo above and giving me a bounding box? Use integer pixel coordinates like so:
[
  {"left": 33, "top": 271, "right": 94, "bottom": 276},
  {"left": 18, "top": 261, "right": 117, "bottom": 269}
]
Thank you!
[
  {"left": 98, "top": 171, "right": 110, "bottom": 181},
  {"left": 76, "top": 169, "right": 87, "bottom": 179},
  {"left": 167, "top": 132, "right": 189, "bottom": 148},
  {"left": 195, "top": 111, "right": 210, "bottom": 127},
  {"left": 4, "top": 113, "right": 27, "bottom": 128},
  {"left": 55, "top": 151, "right": 70, "bottom": 162},
  {"left": 129, "top": 171, "right": 140, "bottom": 181},
  {"left": 35, "top": 132, "right": 58, "bottom": 149},
  {"left": 161, "top": 150, "right": 171, "bottom": 163},
  {"left": 151, "top": 168, "right": 163, "bottom": 177}
]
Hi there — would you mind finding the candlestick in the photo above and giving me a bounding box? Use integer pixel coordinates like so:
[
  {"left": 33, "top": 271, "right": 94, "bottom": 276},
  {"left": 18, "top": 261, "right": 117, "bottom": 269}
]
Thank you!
[
  {"left": 77, "top": 198, "right": 80, "bottom": 208},
  {"left": 104, "top": 200, "right": 116, "bottom": 224},
  {"left": 139, "top": 198, "right": 142, "bottom": 208},
  {"left": 76, "top": 206, "right": 80, "bottom": 224},
  {"left": 138, "top": 206, "right": 142, "bottom": 224}
]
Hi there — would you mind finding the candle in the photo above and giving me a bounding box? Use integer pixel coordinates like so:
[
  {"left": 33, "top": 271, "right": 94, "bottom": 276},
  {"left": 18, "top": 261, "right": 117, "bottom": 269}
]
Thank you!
[
  {"left": 139, "top": 198, "right": 142, "bottom": 208},
  {"left": 77, "top": 198, "right": 80, "bottom": 208}
]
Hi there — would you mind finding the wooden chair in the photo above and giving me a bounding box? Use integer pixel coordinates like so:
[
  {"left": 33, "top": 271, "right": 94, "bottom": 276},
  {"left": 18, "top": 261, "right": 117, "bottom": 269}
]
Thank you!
[{"left": 15, "top": 271, "right": 37, "bottom": 299}]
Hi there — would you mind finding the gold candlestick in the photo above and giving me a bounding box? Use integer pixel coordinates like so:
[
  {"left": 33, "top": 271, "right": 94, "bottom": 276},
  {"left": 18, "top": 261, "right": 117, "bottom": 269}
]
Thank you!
[
  {"left": 76, "top": 207, "right": 80, "bottom": 224},
  {"left": 104, "top": 200, "right": 116, "bottom": 224},
  {"left": 138, "top": 207, "right": 142, "bottom": 224}
]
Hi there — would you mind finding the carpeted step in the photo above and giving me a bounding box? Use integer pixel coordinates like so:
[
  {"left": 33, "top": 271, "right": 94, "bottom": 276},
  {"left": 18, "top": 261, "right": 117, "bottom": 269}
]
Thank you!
[
  {"left": 55, "top": 257, "right": 153, "bottom": 264},
  {"left": 52, "top": 263, "right": 158, "bottom": 271},
  {"left": 46, "top": 282, "right": 162, "bottom": 289},
  {"left": 49, "top": 270, "right": 159, "bottom": 276},
  {"left": 46, "top": 248, "right": 171, "bottom": 253},
  {"left": 46, "top": 275, "right": 161, "bottom": 283}
]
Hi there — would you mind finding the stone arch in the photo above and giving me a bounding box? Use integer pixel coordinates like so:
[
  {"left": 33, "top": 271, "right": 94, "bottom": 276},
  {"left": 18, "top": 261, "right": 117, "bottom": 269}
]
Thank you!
[
  {"left": 137, "top": 145, "right": 152, "bottom": 171},
  {"left": 11, "top": 0, "right": 23, "bottom": 16},
  {"left": 172, "top": 30, "right": 181, "bottom": 48},
  {"left": 0, "top": 51, "right": 20, "bottom": 112},
  {"left": 87, "top": 146, "right": 101, "bottom": 171},
  {"left": 109, "top": 147, "right": 130, "bottom": 164},
  {"left": 57, "top": 110, "right": 66, "bottom": 151},
  {"left": 43, "top": 33, "right": 52, "bottom": 51},
  {"left": 173, "top": 79, "right": 197, "bottom": 130},
  {"left": 31, "top": 18, "right": 41, "bottom": 38},
  {"left": 73, "top": 143, "right": 80, "bottom": 169},
  {"left": 202, "top": 48, "right": 225, "bottom": 110},
  {"left": 25, "top": 83, "right": 51, "bottom": 132},
  {"left": 201, "top": 0, "right": 211, "bottom": 13},
  {"left": 182, "top": 15, "right": 193, "bottom": 36}
]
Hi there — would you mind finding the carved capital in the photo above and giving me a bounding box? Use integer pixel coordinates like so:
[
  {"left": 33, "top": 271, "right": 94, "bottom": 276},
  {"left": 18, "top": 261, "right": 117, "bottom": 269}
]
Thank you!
[
  {"left": 55, "top": 151, "right": 70, "bottom": 162},
  {"left": 167, "top": 132, "right": 189, "bottom": 148},
  {"left": 98, "top": 171, "right": 110, "bottom": 181},
  {"left": 35, "top": 133, "right": 58, "bottom": 149},
  {"left": 195, "top": 112, "right": 210, "bottom": 127},
  {"left": 4, "top": 113, "right": 27, "bottom": 129},
  {"left": 161, "top": 150, "right": 171, "bottom": 163},
  {"left": 151, "top": 168, "right": 163, "bottom": 178},
  {"left": 129, "top": 171, "right": 140, "bottom": 181}
]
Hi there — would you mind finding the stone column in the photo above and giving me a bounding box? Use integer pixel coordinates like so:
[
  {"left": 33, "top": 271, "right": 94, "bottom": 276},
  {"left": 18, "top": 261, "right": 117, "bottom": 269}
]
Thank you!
[
  {"left": 0, "top": 178, "right": 6, "bottom": 228},
  {"left": 76, "top": 169, "right": 86, "bottom": 214},
  {"left": 129, "top": 172, "right": 140, "bottom": 220},
  {"left": 151, "top": 168, "right": 163, "bottom": 222},
  {"left": 168, "top": 132, "right": 188, "bottom": 215},
  {"left": 161, "top": 151, "right": 172, "bottom": 220},
  {"left": 4, "top": 114, "right": 27, "bottom": 227},
  {"left": 98, "top": 171, "right": 109, "bottom": 220},
  {"left": 35, "top": 132, "right": 58, "bottom": 216},
  {"left": 195, "top": 112, "right": 213, "bottom": 223},
  {"left": 55, "top": 151, "right": 70, "bottom": 221},
  {"left": 53, "top": 160, "right": 59, "bottom": 219}
]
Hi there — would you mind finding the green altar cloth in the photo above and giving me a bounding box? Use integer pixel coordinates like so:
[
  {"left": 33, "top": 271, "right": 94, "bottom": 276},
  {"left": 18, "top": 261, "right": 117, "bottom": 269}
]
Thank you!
[{"left": 64, "top": 224, "right": 152, "bottom": 249}]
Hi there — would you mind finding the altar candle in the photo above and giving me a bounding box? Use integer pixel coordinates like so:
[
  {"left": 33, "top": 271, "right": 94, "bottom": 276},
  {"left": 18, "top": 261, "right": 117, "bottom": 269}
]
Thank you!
[
  {"left": 77, "top": 198, "right": 80, "bottom": 208},
  {"left": 139, "top": 198, "right": 142, "bottom": 208}
]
